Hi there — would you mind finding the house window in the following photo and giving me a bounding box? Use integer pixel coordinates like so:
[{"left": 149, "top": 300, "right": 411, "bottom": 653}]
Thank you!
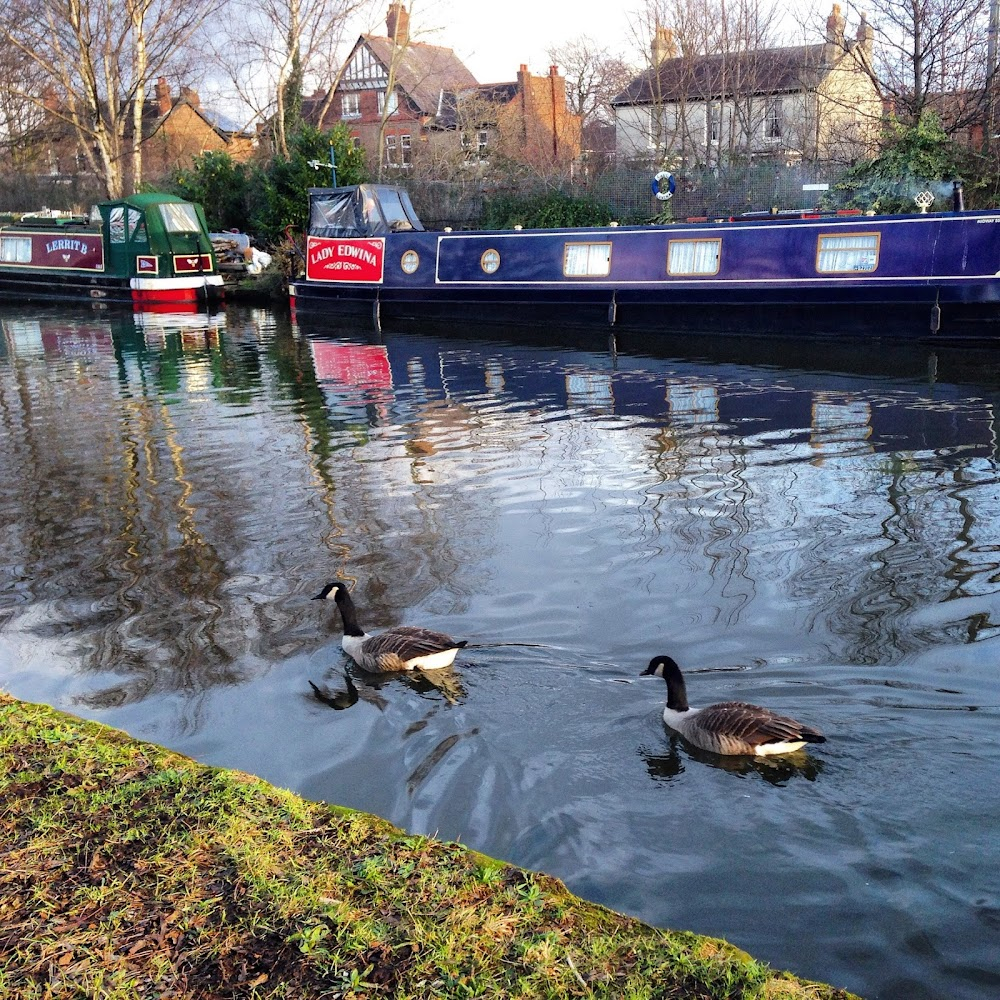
[
  {"left": 564, "top": 242, "right": 612, "bottom": 277},
  {"left": 765, "top": 100, "right": 782, "bottom": 139},
  {"left": 477, "top": 130, "right": 488, "bottom": 153},
  {"left": 461, "top": 131, "right": 489, "bottom": 159},
  {"left": 816, "top": 233, "right": 880, "bottom": 273},
  {"left": 0, "top": 236, "right": 31, "bottom": 263},
  {"left": 667, "top": 239, "right": 721, "bottom": 275},
  {"left": 378, "top": 89, "right": 398, "bottom": 116},
  {"left": 384, "top": 133, "right": 397, "bottom": 164},
  {"left": 708, "top": 104, "right": 721, "bottom": 143},
  {"left": 351, "top": 135, "right": 362, "bottom": 150},
  {"left": 341, "top": 92, "right": 360, "bottom": 118},
  {"left": 400, "top": 133, "right": 411, "bottom": 165}
]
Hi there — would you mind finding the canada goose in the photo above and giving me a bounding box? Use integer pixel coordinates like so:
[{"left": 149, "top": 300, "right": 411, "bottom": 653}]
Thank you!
[
  {"left": 642, "top": 655, "right": 826, "bottom": 756},
  {"left": 312, "top": 581, "right": 467, "bottom": 673}
]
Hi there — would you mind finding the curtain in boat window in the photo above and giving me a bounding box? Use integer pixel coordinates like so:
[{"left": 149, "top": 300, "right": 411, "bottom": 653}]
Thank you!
[
  {"left": 0, "top": 237, "right": 31, "bottom": 263},
  {"left": 817, "top": 233, "right": 879, "bottom": 272},
  {"left": 667, "top": 239, "right": 721, "bottom": 275}
]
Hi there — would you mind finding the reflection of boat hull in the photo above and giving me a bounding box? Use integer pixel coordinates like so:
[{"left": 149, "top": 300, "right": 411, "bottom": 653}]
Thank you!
[
  {"left": 290, "top": 186, "right": 1000, "bottom": 339},
  {"left": 294, "top": 316, "right": 1000, "bottom": 461},
  {"left": 0, "top": 195, "right": 224, "bottom": 308}
]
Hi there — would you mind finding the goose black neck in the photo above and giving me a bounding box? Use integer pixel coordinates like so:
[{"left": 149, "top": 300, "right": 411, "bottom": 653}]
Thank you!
[
  {"left": 663, "top": 662, "right": 690, "bottom": 712},
  {"left": 334, "top": 590, "right": 366, "bottom": 637}
]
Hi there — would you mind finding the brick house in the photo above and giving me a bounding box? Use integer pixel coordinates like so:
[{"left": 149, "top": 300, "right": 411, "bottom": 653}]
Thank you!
[
  {"left": 33, "top": 79, "right": 254, "bottom": 184},
  {"left": 612, "top": 5, "right": 882, "bottom": 165},
  {"left": 313, "top": 3, "right": 581, "bottom": 170},
  {"left": 140, "top": 79, "right": 255, "bottom": 178}
]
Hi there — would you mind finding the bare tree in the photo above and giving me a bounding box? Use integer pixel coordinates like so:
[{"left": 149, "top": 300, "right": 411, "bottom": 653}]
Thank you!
[
  {"left": 545, "top": 36, "right": 635, "bottom": 134},
  {"left": 209, "top": 0, "right": 365, "bottom": 158},
  {"left": 624, "top": 0, "right": 784, "bottom": 165},
  {"left": 0, "top": 47, "right": 51, "bottom": 168},
  {"left": 0, "top": 0, "right": 224, "bottom": 197},
  {"left": 825, "top": 0, "right": 991, "bottom": 131}
]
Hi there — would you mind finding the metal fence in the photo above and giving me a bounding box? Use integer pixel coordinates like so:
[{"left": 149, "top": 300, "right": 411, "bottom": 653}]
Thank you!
[{"left": 403, "top": 160, "right": 848, "bottom": 230}]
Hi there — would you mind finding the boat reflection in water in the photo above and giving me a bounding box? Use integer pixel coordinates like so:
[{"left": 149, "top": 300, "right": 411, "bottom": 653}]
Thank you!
[
  {"left": 130, "top": 307, "right": 225, "bottom": 351},
  {"left": 293, "top": 312, "right": 1000, "bottom": 466},
  {"left": 0, "top": 304, "right": 226, "bottom": 360}
]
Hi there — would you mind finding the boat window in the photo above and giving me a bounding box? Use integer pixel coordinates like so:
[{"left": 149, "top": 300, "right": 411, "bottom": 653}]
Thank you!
[
  {"left": 667, "top": 239, "right": 721, "bottom": 275},
  {"left": 0, "top": 237, "right": 31, "bottom": 263},
  {"left": 564, "top": 242, "right": 611, "bottom": 277},
  {"left": 160, "top": 202, "right": 202, "bottom": 233},
  {"left": 481, "top": 249, "right": 501, "bottom": 274},
  {"left": 373, "top": 187, "right": 422, "bottom": 232},
  {"left": 816, "top": 233, "right": 879, "bottom": 272},
  {"left": 400, "top": 250, "right": 420, "bottom": 274}
]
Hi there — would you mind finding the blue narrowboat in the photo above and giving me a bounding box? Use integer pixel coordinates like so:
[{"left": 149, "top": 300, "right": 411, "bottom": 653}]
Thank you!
[
  {"left": 0, "top": 193, "right": 223, "bottom": 309},
  {"left": 288, "top": 183, "right": 1000, "bottom": 337}
]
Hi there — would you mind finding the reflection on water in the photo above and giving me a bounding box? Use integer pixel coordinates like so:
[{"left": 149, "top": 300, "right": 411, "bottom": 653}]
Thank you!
[
  {"left": 639, "top": 738, "right": 824, "bottom": 785},
  {"left": 2, "top": 303, "right": 1000, "bottom": 1000}
]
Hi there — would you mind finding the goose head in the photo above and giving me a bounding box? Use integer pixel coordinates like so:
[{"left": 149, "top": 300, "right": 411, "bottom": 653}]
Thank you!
[
  {"left": 312, "top": 581, "right": 349, "bottom": 602},
  {"left": 641, "top": 655, "right": 690, "bottom": 712}
]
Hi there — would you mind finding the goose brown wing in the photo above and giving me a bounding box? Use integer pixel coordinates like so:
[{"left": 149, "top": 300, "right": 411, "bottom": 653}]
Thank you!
[
  {"left": 700, "top": 701, "right": 825, "bottom": 747},
  {"left": 364, "top": 626, "right": 464, "bottom": 662}
]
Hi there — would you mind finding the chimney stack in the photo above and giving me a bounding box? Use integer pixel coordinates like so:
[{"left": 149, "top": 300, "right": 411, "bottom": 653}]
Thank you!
[
  {"left": 155, "top": 77, "right": 171, "bottom": 115},
  {"left": 652, "top": 25, "right": 677, "bottom": 64},
  {"left": 855, "top": 12, "right": 873, "bottom": 57},
  {"left": 386, "top": 3, "right": 409, "bottom": 44},
  {"left": 826, "top": 4, "right": 846, "bottom": 47}
]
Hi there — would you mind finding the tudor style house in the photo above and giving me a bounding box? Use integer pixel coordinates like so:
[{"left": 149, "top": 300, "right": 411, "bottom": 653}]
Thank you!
[
  {"left": 313, "top": 3, "right": 581, "bottom": 170},
  {"left": 612, "top": 5, "right": 882, "bottom": 166}
]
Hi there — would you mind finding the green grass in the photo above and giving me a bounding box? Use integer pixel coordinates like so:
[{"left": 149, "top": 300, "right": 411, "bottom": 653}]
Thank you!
[{"left": 0, "top": 693, "right": 861, "bottom": 999}]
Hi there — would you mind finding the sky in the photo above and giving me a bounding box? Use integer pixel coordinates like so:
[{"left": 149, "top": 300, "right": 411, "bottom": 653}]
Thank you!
[{"left": 344, "top": 0, "right": 644, "bottom": 84}]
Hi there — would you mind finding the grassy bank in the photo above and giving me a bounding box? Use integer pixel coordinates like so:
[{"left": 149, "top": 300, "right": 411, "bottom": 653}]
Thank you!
[{"left": 0, "top": 693, "right": 859, "bottom": 1000}]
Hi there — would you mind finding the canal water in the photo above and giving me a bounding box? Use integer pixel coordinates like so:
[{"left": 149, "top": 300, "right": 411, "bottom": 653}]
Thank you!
[{"left": 1, "top": 303, "right": 999, "bottom": 1000}]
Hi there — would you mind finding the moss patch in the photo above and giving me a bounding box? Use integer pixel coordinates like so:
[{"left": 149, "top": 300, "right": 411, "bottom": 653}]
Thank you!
[{"left": 0, "top": 693, "right": 860, "bottom": 999}]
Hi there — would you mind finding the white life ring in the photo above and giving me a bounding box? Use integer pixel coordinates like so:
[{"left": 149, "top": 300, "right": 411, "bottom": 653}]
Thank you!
[{"left": 652, "top": 170, "right": 676, "bottom": 201}]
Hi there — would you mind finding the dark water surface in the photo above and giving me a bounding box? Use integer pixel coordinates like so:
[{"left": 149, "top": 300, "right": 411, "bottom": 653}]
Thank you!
[{"left": 2, "top": 303, "right": 1000, "bottom": 999}]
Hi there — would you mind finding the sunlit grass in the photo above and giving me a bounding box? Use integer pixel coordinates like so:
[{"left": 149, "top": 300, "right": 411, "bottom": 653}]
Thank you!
[{"left": 0, "top": 692, "right": 861, "bottom": 999}]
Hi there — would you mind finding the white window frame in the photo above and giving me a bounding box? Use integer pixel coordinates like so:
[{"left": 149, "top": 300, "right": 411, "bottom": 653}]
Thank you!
[
  {"left": 378, "top": 89, "right": 399, "bottom": 116},
  {"left": 400, "top": 133, "right": 412, "bottom": 165},
  {"left": 384, "top": 133, "right": 397, "bottom": 164},
  {"left": 708, "top": 104, "right": 721, "bottom": 143},
  {"left": 765, "top": 99, "right": 782, "bottom": 140},
  {"left": 341, "top": 92, "right": 360, "bottom": 118}
]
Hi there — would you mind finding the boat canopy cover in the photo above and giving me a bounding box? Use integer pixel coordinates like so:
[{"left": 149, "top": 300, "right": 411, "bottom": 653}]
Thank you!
[{"left": 308, "top": 184, "right": 425, "bottom": 238}]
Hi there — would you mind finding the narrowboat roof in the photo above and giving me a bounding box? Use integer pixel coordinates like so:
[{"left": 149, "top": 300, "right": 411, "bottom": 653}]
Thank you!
[{"left": 308, "top": 184, "right": 425, "bottom": 238}]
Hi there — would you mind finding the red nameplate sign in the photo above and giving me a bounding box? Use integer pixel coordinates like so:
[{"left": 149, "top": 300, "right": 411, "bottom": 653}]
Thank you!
[{"left": 306, "top": 237, "right": 385, "bottom": 283}]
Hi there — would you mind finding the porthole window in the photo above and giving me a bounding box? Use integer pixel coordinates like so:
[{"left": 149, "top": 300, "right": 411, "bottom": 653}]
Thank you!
[
  {"left": 480, "top": 248, "right": 500, "bottom": 274},
  {"left": 401, "top": 249, "right": 419, "bottom": 274}
]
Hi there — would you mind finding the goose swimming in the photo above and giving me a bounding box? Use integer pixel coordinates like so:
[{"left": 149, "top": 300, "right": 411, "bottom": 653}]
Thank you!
[
  {"left": 313, "top": 581, "right": 467, "bottom": 673},
  {"left": 642, "top": 655, "right": 826, "bottom": 756}
]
